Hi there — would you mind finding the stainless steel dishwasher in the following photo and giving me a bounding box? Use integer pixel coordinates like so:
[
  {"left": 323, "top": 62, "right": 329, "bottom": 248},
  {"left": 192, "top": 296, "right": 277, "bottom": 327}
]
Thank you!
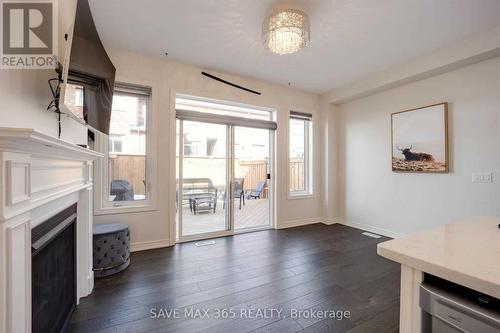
[{"left": 420, "top": 277, "right": 500, "bottom": 333}]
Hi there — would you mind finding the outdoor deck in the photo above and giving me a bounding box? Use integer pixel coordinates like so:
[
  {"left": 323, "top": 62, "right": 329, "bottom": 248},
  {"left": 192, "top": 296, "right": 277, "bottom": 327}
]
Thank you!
[{"left": 178, "top": 198, "right": 270, "bottom": 236}]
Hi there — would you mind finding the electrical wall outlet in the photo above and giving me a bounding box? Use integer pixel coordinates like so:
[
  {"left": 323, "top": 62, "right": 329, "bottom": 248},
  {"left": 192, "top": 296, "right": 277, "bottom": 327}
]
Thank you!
[{"left": 472, "top": 173, "right": 493, "bottom": 183}]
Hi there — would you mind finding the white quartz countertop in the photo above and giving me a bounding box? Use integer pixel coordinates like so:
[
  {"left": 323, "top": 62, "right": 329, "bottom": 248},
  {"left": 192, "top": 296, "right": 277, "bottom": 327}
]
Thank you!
[{"left": 377, "top": 217, "right": 500, "bottom": 298}]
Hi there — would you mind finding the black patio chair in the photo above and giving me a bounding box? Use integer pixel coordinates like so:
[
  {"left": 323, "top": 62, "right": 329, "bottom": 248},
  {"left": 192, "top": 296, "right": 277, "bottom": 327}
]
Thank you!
[
  {"left": 110, "top": 180, "right": 135, "bottom": 201},
  {"left": 223, "top": 178, "right": 245, "bottom": 210}
]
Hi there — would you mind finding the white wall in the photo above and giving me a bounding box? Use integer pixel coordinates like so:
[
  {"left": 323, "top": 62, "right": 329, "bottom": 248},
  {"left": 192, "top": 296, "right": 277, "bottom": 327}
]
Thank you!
[
  {"left": 94, "top": 49, "right": 324, "bottom": 249},
  {"left": 0, "top": 0, "right": 87, "bottom": 144},
  {"left": 332, "top": 57, "right": 500, "bottom": 237}
]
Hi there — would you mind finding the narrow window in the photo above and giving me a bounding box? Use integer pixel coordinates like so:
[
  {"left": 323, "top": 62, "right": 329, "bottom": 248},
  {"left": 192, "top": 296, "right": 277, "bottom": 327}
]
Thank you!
[
  {"left": 107, "top": 84, "right": 151, "bottom": 203},
  {"left": 289, "top": 111, "right": 313, "bottom": 196}
]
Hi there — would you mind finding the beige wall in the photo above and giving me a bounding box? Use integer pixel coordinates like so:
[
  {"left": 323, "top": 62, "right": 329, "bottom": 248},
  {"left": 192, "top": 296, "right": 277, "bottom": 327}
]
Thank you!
[
  {"left": 0, "top": 0, "right": 87, "bottom": 144},
  {"left": 322, "top": 100, "right": 341, "bottom": 222},
  {"left": 329, "top": 57, "right": 500, "bottom": 236},
  {"left": 94, "top": 49, "right": 324, "bottom": 248},
  {"left": 3, "top": 3, "right": 497, "bottom": 246}
]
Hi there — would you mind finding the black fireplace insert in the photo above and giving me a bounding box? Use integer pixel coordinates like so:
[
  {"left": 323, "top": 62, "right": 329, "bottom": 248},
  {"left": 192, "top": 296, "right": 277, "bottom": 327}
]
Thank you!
[{"left": 32, "top": 204, "right": 77, "bottom": 333}]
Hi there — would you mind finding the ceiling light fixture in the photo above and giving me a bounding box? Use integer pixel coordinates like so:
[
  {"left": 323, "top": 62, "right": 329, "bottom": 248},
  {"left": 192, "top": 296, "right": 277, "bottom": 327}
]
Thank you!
[{"left": 262, "top": 9, "right": 310, "bottom": 55}]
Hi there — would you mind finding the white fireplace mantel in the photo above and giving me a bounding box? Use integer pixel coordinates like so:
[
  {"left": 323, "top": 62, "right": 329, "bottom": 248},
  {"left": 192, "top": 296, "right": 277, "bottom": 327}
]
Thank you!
[{"left": 0, "top": 128, "right": 103, "bottom": 333}]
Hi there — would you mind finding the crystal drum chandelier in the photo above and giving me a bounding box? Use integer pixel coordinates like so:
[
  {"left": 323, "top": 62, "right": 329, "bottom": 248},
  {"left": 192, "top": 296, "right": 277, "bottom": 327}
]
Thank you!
[{"left": 262, "top": 9, "right": 310, "bottom": 55}]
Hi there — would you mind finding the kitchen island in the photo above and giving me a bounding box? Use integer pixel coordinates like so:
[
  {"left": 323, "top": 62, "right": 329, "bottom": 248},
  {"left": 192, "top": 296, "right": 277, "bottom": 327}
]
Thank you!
[{"left": 377, "top": 216, "right": 500, "bottom": 332}]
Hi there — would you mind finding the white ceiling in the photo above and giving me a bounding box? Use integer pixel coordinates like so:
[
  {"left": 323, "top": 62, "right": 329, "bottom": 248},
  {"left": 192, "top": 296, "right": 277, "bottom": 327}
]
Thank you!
[{"left": 89, "top": 0, "right": 500, "bottom": 94}]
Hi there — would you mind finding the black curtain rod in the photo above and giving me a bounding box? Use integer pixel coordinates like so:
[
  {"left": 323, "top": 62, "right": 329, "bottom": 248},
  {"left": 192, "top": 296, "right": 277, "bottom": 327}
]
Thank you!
[{"left": 202, "top": 72, "right": 261, "bottom": 95}]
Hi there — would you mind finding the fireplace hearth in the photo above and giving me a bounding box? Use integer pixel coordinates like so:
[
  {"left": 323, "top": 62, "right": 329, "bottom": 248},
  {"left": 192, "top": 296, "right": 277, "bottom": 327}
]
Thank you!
[{"left": 32, "top": 204, "right": 77, "bottom": 333}]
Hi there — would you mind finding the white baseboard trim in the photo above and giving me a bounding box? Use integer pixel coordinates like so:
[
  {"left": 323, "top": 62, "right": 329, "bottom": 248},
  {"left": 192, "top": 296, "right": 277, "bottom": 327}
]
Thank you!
[
  {"left": 323, "top": 217, "right": 344, "bottom": 225},
  {"left": 130, "top": 218, "right": 404, "bottom": 251},
  {"left": 277, "top": 217, "right": 325, "bottom": 229},
  {"left": 326, "top": 217, "right": 406, "bottom": 239},
  {"left": 77, "top": 272, "right": 94, "bottom": 304},
  {"left": 131, "top": 239, "right": 171, "bottom": 252}
]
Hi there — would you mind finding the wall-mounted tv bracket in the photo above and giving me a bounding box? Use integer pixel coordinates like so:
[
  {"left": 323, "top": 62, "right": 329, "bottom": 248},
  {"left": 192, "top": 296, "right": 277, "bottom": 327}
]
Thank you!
[{"left": 47, "top": 70, "right": 63, "bottom": 138}]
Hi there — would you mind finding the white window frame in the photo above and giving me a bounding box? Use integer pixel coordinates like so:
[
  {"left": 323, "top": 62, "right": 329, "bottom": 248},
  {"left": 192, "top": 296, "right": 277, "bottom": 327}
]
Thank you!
[
  {"left": 94, "top": 82, "right": 157, "bottom": 215},
  {"left": 288, "top": 111, "right": 313, "bottom": 198}
]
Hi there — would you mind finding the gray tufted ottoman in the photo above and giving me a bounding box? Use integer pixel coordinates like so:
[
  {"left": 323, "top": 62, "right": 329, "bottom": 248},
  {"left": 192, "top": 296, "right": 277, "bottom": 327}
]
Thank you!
[{"left": 93, "top": 224, "right": 130, "bottom": 277}]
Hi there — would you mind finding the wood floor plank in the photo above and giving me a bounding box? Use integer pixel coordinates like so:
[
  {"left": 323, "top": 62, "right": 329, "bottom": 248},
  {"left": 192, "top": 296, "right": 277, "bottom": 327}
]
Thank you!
[
  {"left": 345, "top": 303, "right": 400, "bottom": 333},
  {"left": 69, "top": 224, "right": 399, "bottom": 333},
  {"left": 72, "top": 249, "right": 345, "bottom": 323},
  {"left": 248, "top": 318, "right": 302, "bottom": 333}
]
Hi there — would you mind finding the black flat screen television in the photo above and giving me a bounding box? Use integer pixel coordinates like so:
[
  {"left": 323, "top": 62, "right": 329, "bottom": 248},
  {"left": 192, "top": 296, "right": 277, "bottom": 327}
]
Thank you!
[{"left": 59, "top": 0, "right": 115, "bottom": 135}]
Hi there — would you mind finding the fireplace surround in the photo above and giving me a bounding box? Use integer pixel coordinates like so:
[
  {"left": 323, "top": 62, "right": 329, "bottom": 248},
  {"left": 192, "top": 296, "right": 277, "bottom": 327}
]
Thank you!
[{"left": 0, "top": 128, "right": 102, "bottom": 332}]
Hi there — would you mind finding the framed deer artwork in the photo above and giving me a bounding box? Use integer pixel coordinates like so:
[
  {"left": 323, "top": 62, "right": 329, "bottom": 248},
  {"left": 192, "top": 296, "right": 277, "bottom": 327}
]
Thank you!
[{"left": 391, "top": 102, "right": 448, "bottom": 173}]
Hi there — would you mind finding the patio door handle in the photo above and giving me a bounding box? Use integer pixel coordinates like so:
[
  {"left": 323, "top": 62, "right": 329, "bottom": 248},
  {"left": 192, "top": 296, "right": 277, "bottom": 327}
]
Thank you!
[{"left": 267, "top": 173, "right": 271, "bottom": 180}]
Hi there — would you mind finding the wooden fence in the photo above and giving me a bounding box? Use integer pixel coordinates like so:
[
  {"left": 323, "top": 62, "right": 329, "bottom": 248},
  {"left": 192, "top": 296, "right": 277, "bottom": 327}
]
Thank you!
[
  {"left": 238, "top": 160, "right": 268, "bottom": 198},
  {"left": 110, "top": 155, "right": 305, "bottom": 197},
  {"left": 109, "top": 155, "right": 146, "bottom": 195},
  {"left": 289, "top": 159, "right": 305, "bottom": 192}
]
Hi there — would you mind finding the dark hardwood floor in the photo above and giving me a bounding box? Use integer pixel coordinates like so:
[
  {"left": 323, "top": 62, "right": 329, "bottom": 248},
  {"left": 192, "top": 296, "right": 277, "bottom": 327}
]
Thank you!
[{"left": 69, "top": 224, "right": 400, "bottom": 333}]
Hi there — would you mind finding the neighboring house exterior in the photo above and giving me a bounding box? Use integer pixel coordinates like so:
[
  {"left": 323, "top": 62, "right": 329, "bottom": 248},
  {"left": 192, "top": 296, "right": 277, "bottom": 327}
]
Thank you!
[{"left": 109, "top": 94, "right": 147, "bottom": 155}]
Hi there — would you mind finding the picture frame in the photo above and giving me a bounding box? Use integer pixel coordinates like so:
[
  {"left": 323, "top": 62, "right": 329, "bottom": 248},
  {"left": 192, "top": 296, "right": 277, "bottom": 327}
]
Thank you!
[{"left": 391, "top": 102, "right": 448, "bottom": 173}]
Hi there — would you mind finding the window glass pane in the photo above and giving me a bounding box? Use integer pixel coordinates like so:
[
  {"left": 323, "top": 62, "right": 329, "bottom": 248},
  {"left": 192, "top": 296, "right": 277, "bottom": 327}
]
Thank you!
[
  {"left": 108, "top": 92, "right": 148, "bottom": 202},
  {"left": 180, "top": 121, "right": 228, "bottom": 236},
  {"left": 234, "top": 126, "right": 270, "bottom": 230},
  {"left": 289, "top": 118, "right": 306, "bottom": 192},
  {"left": 64, "top": 83, "right": 85, "bottom": 119},
  {"left": 176, "top": 119, "right": 180, "bottom": 179},
  {"left": 115, "top": 140, "right": 123, "bottom": 152}
]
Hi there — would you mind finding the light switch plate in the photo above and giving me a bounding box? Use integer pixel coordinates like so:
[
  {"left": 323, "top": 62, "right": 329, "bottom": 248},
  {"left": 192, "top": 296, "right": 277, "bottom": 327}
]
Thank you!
[{"left": 472, "top": 173, "right": 493, "bottom": 183}]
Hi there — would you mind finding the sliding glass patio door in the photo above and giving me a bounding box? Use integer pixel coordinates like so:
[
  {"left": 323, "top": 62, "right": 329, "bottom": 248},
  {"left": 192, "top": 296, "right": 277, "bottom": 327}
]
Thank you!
[
  {"left": 175, "top": 95, "right": 276, "bottom": 242},
  {"left": 233, "top": 126, "right": 272, "bottom": 231},
  {"left": 176, "top": 120, "right": 232, "bottom": 241},
  {"left": 176, "top": 121, "right": 274, "bottom": 242}
]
